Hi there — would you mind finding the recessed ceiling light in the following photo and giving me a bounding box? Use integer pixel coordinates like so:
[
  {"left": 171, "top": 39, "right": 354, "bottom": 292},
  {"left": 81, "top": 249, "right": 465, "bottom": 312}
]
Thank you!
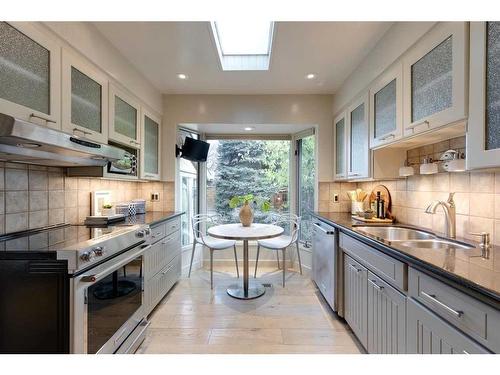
[
  {"left": 244, "top": 127, "right": 255, "bottom": 131},
  {"left": 306, "top": 73, "right": 316, "bottom": 80},
  {"left": 177, "top": 73, "right": 188, "bottom": 80}
]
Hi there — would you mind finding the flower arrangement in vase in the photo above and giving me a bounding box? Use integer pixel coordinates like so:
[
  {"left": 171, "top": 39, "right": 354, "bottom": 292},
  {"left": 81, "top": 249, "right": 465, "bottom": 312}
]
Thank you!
[{"left": 229, "top": 194, "right": 270, "bottom": 227}]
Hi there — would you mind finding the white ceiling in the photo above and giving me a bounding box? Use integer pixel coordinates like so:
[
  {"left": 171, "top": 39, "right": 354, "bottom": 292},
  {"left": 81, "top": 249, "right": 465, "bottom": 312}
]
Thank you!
[
  {"left": 181, "top": 123, "right": 313, "bottom": 135},
  {"left": 93, "top": 21, "right": 393, "bottom": 95}
]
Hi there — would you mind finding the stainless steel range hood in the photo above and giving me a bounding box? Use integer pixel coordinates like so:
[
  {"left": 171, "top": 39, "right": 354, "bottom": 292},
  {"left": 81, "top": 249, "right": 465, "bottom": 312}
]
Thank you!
[{"left": 0, "top": 113, "right": 125, "bottom": 167}]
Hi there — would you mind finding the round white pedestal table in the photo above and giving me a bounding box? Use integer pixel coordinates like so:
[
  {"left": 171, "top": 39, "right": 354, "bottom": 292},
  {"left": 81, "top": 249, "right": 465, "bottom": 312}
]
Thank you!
[{"left": 207, "top": 223, "right": 284, "bottom": 300}]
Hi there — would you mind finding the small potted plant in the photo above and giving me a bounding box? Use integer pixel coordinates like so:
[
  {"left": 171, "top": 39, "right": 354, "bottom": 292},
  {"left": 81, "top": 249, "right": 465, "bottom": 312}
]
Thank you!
[
  {"left": 101, "top": 204, "right": 114, "bottom": 216},
  {"left": 229, "top": 194, "right": 271, "bottom": 227}
]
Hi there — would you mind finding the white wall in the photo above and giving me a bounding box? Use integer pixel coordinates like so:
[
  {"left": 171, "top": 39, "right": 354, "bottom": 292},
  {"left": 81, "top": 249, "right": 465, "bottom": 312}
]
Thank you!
[
  {"left": 41, "top": 22, "right": 163, "bottom": 114},
  {"left": 162, "top": 94, "right": 334, "bottom": 182},
  {"left": 332, "top": 22, "right": 436, "bottom": 115}
]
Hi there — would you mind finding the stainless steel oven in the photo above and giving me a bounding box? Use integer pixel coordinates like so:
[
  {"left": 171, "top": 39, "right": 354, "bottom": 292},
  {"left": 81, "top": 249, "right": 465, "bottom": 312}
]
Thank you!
[{"left": 71, "top": 241, "right": 150, "bottom": 354}]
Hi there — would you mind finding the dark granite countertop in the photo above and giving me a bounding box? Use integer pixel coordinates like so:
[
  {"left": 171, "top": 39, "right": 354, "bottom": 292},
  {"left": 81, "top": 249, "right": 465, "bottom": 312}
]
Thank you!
[
  {"left": 121, "top": 211, "right": 184, "bottom": 227},
  {"left": 312, "top": 212, "right": 500, "bottom": 307}
]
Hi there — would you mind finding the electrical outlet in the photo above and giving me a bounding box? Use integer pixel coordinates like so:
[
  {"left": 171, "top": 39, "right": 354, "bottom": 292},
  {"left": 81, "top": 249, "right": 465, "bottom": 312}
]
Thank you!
[
  {"left": 333, "top": 193, "right": 339, "bottom": 203},
  {"left": 151, "top": 192, "right": 160, "bottom": 201}
]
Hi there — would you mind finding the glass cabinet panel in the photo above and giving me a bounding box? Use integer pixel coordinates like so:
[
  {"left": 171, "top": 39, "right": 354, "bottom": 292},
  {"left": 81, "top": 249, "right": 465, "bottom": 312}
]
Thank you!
[
  {"left": 144, "top": 115, "right": 159, "bottom": 174},
  {"left": 350, "top": 103, "right": 367, "bottom": 174},
  {"left": 335, "top": 118, "right": 345, "bottom": 176},
  {"left": 0, "top": 22, "right": 50, "bottom": 114},
  {"left": 114, "top": 96, "right": 137, "bottom": 139},
  {"left": 486, "top": 22, "right": 500, "bottom": 150},
  {"left": 71, "top": 67, "right": 102, "bottom": 132},
  {"left": 411, "top": 36, "right": 453, "bottom": 122},
  {"left": 374, "top": 79, "right": 397, "bottom": 138}
]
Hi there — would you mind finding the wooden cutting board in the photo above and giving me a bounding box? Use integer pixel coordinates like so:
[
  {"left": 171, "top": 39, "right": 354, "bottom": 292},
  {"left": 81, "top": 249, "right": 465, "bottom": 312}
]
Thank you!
[
  {"left": 351, "top": 215, "right": 394, "bottom": 223},
  {"left": 369, "top": 185, "right": 393, "bottom": 219}
]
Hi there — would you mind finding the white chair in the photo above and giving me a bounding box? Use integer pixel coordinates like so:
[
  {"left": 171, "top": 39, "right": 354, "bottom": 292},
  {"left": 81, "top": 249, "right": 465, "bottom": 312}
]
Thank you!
[
  {"left": 188, "top": 214, "right": 239, "bottom": 289},
  {"left": 254, "top": 215, "right": 302, "bottom": 287}
]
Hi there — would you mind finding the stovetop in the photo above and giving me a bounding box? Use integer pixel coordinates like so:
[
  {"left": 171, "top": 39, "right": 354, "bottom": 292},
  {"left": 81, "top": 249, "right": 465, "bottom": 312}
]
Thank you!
[{"left": 0, "top": 221, "right": 151, "bottom": 274}]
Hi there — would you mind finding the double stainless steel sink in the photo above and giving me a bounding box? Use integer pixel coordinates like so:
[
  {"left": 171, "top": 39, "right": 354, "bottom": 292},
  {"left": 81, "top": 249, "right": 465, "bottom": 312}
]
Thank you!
[{"left": 355, "top": 226, "right": 475, "bottom": 251}]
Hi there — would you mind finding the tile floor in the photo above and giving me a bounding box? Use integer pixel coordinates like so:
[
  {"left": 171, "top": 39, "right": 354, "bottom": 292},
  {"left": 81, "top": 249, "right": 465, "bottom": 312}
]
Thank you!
[{"left": 137, "top": 267, "right": 364, "bottom": 354}]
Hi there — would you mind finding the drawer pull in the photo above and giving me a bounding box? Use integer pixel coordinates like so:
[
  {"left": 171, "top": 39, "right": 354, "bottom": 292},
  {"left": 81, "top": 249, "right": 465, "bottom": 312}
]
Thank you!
[
  {"left": 162, "top": 266, "right": 173, "bottom": 275},
  {"left": 349, "top": 263, "right": 361, "bottom": 273},
  {"left": 421, "top": 291, "right": 463, "bottom": 318},
  {"left": 369, "top": 279, "right": 384, "bottom": 291},
  {"left": 162, "top": 236, "right": 174, "bottom": 245}
]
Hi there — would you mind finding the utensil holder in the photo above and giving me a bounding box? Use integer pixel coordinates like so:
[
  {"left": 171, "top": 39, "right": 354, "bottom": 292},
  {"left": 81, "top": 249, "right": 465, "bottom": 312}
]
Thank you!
[{"left": 351, "top": 201, "right": 364, "bottom": 213}]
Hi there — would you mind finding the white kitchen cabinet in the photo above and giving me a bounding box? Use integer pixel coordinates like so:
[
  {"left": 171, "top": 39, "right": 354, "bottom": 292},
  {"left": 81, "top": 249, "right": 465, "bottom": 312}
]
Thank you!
[
  {"left": 0, "top": 22, "right": 61, "bottom": 129},
  {"left": 109, "top": 84, "right": 141, "bottom": 148},
  {"left": 369, "top": 62, "right": 403, "bottom": 149},
  {"left": 140, "top": 108, "right": 161, "bottom": 180},
  {"left": 467, "top": 22, "right": 500, "bottom": 170},
  {"left": 403, "top": 22, "right": 468, "bottom": 137},
  {"left": 144, "top": 218, "right": 182, "bottom": 316},
  {"left": 61, "top": 49, "right": 109, "bottom": 144},
  {"left": 333, "top": 111, "right": 347, "bottom": 180},
  {"left": 347, "top": 92, "right": 370, "bottom": 179}
]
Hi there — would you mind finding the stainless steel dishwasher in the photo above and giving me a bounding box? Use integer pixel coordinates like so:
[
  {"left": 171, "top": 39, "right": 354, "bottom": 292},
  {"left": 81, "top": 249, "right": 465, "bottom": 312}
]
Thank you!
[{"left": 312, "top": 220, "right": 338, "bottom": 312}]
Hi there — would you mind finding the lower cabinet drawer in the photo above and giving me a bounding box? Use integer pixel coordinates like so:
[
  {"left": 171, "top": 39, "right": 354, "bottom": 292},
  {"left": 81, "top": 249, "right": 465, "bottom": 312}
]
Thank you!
[
  {"left": 144, "top": 230, "right": 181, "bottom": 279},
  {"left": 340, "top": 233, "right": 407, "bottom": 291},
  {"left": 409, "top": 267, "right": 500, "bottom": 353},
  {"left": 150, "top": 217, "right": 181, "bottom": 242},
  {"left": 144, "top": 254, "right": 181, "bottom": 316},
  {"left": 407, "top": 299, "right": 490, "bottom": 354}
]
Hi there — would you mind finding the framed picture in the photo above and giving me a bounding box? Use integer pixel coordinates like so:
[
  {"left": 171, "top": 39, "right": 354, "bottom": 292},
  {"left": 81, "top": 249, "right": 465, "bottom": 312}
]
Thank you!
[{"left": 91, "top": 191, "right": 112, "bottom": 216}]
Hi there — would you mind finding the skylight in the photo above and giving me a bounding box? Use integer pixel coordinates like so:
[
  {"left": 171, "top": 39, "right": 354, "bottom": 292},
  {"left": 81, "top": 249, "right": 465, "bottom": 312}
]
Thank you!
[
  {"left": 214, "top": 21, "right": 273, "bottom": 55},
  {"left": 210, "top": 21, "right": 274, "bottom": 71}
]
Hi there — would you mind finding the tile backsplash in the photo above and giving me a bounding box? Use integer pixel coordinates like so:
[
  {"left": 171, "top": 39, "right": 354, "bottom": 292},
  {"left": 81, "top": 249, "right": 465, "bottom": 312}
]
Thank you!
[
  {"left": 0, "top": 162, "right": 174, "bottom": 235},
  {"left": 319, "top": 136, "right": 500, "bottom": 246}
]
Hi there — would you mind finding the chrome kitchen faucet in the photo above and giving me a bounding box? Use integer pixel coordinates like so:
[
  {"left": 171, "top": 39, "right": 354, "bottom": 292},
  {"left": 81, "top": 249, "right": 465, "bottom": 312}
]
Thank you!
[{"left": 425, "top": 192, "right": 456, "bottom": 238}]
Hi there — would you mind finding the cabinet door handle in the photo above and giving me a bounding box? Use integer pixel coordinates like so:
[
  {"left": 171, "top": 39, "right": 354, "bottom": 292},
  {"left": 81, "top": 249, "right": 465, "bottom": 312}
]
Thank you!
[
  {"left": 377, "top": 133, "right": 395, "bottom": 142},
  {"left": 349, "top": 263, "right": 361, "bottom": 273},
  {"left": 406, "top": 120, "right": 430, "bottom": 131},
  {"left": 421, "top": 291, "right": 463, "bottom": 317},
  {"left": 30, "top": 113, "right": 56, "bottom": 124},
  {"left": 369, "top": 279, "right": 384, "bottom": 291},
  {"left": 73, "top": 127, "right": 92, "bottom": 136}
]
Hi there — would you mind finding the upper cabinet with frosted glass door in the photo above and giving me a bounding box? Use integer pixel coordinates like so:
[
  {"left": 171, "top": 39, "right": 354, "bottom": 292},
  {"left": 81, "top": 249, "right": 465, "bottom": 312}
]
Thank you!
[
  {"left": 467, "top": 22, "right": 500, "bottom": 169},
  {"left": 333, "top": 111, "right": 347, "bottom": 180},
  {"left": 0, "top": 22, "right": 61, "bottom": 129},
  {"left": 403, "top": 22, "right": 468, "bottom": 137},
  {"left": 61, "top": 49, "right": 108, "bottom": 144},
  {"left": 347, "top": 92, "right": 370, "bottom": 179},
  {"left": 140, "top": 109, "right": 161, "bottom": 180},
  {"left": 369, "top": 62, "right": 403, "bottom": 149},
  {"left": 109, "top": 84, "right": 141, "bottom": 148}
]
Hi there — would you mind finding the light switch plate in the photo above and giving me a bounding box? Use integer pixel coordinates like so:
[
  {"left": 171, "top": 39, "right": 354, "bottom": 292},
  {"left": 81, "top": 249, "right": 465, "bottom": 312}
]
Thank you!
[{"left": 151, "top": 192, "right": 160, "bottom": 201}]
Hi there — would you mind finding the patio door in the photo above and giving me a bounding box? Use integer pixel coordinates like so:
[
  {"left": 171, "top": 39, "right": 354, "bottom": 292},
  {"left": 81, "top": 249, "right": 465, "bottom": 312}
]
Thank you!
[
  {"left": 294, "top": 128, "right": 316, "bottom": 246},
  {"left": 177, "top": 128, "right": 200, "bottom": 248}
]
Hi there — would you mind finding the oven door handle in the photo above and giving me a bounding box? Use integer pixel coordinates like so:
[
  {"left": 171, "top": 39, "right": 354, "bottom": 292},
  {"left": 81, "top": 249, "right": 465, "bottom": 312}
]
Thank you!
[{"left": 80, "top": 244, "right": 151, "bottom": 283}]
